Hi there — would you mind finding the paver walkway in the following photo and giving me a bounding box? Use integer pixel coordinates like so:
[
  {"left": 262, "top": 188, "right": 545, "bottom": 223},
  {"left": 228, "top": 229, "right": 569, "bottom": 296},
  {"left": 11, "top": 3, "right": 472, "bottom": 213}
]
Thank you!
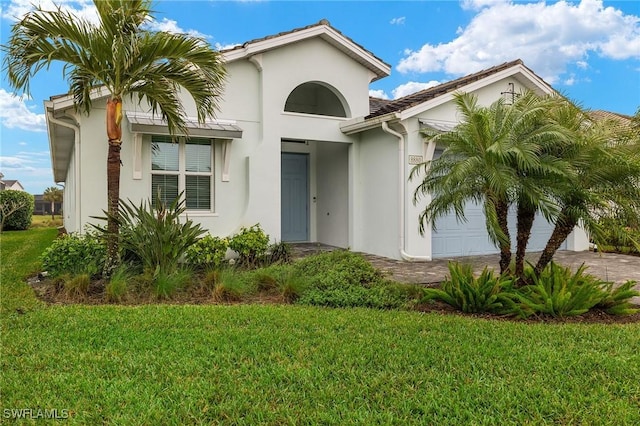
[{"left": 292, "top": 243, "right": 640, "bottom": 303}]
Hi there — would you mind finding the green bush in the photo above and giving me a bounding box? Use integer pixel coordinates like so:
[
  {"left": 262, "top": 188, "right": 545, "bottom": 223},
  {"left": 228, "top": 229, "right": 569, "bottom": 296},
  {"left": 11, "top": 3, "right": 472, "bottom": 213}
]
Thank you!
[
  {"left": 423, "top": 262, "right": 518, "bottom": 315},
  {"left": 517, "top": 263, "right": 606, "bottom": 317},
  {"left": 249, "top": 264, "right": 308, "bottom": 302},
  {"left": 596, "top": 280, "right": 640, "bottom": 315},
  {"left": 0, "top": 190, "right": 34, "bottom": 231},
  {"left": 229, "top": 224, "right": 270, "bottom": 266},
  {"left": 213, "top": 269, "right": 255, "bottom": 302},
  {"left": 265, "top": 241, "right": 292, "bottom": 265},
  {"left": 298, "top": 280, "right": 419, "bottom": 309},
  {"left": 293, "top": 250, "right": 383, "bottom": 289},
  {"left": 41, "top": 232, "right": 106, "bottom": 277},
  {"left": 597, "top": 215, "right": 640, "bottom": 254},
  {"left": 185, "top": 235, "right": 230, "bottom": 269},
  {"left": 153, "top": 268, "right": 192, "bottom": 299},
  {"left": 105, "top": 266, "right": 132, "bottom": 302},
  {"left": 94, "top": 192, "right": 206, "bottom": 275},
  {"left": 291, "top": 250, "right": 419, "bottom": 309},
  {"left": 63, "top": 273, "right": 90, "bottom": 298}
]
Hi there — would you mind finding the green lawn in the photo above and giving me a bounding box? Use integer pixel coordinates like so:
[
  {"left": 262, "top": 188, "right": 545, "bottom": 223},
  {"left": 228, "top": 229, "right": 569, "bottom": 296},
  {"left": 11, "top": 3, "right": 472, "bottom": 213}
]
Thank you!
[{"left": 2, "top": 229, "right": 639, "bottom": 425}]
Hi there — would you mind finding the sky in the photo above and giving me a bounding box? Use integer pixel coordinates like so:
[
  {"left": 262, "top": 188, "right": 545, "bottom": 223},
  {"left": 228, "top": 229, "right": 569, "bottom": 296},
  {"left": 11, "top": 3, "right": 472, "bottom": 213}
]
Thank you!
[{"left": 0, "top": 0, "right": 639, "bottom": 195}]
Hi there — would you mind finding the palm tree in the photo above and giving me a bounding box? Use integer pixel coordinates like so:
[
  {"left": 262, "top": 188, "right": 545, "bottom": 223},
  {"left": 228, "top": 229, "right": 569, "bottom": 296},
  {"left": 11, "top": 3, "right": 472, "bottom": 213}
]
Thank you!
[
  {"left": 2, "top": 0, "right": 226, "bottom": 274},
  {"left": 43, "top": 186, "right": 63, "bottom": 220},
  {"left": 507, "top": 93, "right": 574, "bottom": 280},
  {"left": 533, "top": 107, "right": 640, "bottom": 274},
  {"left": 412, "top": 93, "right": 520, "bottom": 273},
  {"left": 412, "top": 91, "right": 572, "bottom": 277}
]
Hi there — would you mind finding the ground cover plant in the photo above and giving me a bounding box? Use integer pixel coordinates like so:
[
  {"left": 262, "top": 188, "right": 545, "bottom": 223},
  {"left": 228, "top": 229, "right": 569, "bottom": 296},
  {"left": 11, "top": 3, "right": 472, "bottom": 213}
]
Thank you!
[
  {"left": 3, "top": 228, "right": 640, "bottom": 424},
  {"left": 424, "top": 261, "right": 639, "bottom": 319}
]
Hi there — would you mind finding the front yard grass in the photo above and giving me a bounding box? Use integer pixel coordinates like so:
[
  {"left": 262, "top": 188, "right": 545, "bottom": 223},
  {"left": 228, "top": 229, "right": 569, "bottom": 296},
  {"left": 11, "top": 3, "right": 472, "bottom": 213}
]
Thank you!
[{"left": 2, "top": 228, "right": 640, "bottom": 424}]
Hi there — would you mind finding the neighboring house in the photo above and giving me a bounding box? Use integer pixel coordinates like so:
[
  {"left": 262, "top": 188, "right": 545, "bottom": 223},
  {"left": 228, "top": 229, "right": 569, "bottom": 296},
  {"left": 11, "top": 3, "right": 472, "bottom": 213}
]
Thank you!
[
  {"left": 45, "top": 20, "right": 589, "bottom": 261},
  {"left": 0, "top": 178, "right": 25, "bottom": 191},
  {"left": 33, "top": 194, "right": 63, "bottom": 216}
]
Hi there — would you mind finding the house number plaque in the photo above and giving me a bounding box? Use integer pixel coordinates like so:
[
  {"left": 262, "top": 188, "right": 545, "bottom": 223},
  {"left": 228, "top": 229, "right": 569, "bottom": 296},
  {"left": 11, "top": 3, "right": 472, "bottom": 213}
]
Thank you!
[{"left": 408, "top": 155, "right": 423, "bottom": 165}]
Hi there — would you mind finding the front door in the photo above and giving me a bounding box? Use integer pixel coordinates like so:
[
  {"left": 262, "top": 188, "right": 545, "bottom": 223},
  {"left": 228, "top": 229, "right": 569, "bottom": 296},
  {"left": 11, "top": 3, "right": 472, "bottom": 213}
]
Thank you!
[{"left": 281, "top": 153, "right": 309, "bottom": 241}]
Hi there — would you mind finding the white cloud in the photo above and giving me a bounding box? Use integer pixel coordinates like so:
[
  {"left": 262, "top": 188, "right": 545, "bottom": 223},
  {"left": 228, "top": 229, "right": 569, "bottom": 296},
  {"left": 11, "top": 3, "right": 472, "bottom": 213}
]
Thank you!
[
  {"left": 461, "top": 0, "right": 509, "bottom": 11},
  {"left": 392, "top": 81, "right": 441, "bottom": 99},
  {"left": 398, "top": 0, "right": 640, "bottom": 83},
  {"left": 1, "top": 0, "right": 98, "bottom": 23},
  {"left": 144, "top": 18, "right": 210, "bottom": 39},
  {"left": 369, "top": 89, "right": 390, "bottom": 100},
  {"left": 0, "top": 89, "right": 47, "bottom": 132},
  {"left": 390, "top": 16, "right": 406, "bottom": 25},
  {"left": 215, "top": 42, "right": 241, "bottom": 51},
  {"left": 1, "top": 0, "right": 209, "bottom": 38}
]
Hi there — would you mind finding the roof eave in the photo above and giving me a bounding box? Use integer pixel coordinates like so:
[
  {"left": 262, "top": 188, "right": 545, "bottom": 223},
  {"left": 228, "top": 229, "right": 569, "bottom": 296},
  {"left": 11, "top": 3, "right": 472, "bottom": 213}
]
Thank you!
[
  {"left": 397, "top": 63, "right": 556, "bottom": 121},
  {"left": 340, "top": 112, "right": 400, "bottom": 135}
]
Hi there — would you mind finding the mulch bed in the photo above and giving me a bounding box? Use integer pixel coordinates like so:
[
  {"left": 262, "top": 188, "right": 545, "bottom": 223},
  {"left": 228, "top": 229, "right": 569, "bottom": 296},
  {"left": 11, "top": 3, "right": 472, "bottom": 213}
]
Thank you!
[{"left": 26, "top": 274, "right": 640, "bottom": 324}]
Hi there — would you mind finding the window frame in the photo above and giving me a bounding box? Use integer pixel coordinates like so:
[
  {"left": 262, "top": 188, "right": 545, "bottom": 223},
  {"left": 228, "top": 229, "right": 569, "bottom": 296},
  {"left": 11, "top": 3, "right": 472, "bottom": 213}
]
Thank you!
[{"left": 150, "top": 135, "right": 215, "bottom": 212}]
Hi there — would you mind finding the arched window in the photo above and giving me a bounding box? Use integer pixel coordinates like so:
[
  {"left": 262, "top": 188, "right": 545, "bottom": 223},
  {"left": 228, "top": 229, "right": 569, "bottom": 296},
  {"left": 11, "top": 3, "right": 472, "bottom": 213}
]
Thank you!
[{"left": 284, "top": 82, "right": 348, "bottom": 118}]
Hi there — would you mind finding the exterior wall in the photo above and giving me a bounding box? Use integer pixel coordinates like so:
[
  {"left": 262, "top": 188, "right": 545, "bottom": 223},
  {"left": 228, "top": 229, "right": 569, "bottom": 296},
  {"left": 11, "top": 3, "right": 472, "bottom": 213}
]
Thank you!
[
  {"left": 316, "top": 142, "right": 349, "bottom": 247},
  {"left": 353, "top": 127, "right": 399, "bottom": 258},
  {"left": 67, "top": 36, "right": 367, "bottom": 245},
  {"left": 63, "top": 146, "right": 77, "bottom": 232}
]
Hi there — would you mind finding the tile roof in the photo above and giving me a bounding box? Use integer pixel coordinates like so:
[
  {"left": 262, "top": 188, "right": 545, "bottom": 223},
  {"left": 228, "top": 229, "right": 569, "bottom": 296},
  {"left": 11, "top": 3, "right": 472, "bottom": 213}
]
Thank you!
[
  {"left": 369, "top": 96, "right": 392, "bottom": 115},
  {"left": 589, "top": 110, "right": 632, "bottom": 123},
  {"left": 366, "top": 59, "right": 527, "bottom": 118}
]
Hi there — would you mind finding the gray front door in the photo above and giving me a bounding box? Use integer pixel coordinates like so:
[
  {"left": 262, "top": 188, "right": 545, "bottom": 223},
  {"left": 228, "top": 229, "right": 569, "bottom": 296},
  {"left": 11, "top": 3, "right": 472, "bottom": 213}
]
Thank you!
[{"left": 281, "top": 153, "right": 309, "bottom": 241}]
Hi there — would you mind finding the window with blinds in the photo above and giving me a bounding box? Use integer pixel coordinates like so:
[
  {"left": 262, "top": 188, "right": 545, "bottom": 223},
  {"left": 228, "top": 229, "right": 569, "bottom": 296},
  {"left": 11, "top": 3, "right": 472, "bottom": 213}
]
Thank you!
[{"left": 151, "top": 136, "right": 213, "bottom": 211}]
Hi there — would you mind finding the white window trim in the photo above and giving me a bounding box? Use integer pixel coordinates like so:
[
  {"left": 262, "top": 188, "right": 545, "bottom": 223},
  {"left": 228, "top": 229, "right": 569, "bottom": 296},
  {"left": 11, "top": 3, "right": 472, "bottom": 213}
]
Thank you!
[{"left": 150, "top": 136, "right": 215, "bottom": 213}]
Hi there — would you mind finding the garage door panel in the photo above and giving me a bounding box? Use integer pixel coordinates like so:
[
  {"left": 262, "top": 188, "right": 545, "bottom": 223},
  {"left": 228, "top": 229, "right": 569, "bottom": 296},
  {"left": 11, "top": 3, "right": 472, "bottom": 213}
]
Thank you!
[{"left": 432, "top": 201, "right": 565, "bottom": 258}]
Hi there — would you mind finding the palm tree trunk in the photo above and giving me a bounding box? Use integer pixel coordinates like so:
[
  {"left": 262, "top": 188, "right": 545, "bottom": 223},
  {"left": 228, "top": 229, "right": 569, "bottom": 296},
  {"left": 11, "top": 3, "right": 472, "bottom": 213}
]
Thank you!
[
  {"left": 50, "top": 200, "right": 54, "bottom": 220},
  {"left": 496, "top": 199, "right": 512, "bottom": 274},
  {"left": 534, "top": 212, "right": 576, "bottom": 275},
  {"left": 515, "top": 203, "right": 536, "bottom": 282},
  {"left": 104, "top": 97, "right": 123, "bottom": 276}
]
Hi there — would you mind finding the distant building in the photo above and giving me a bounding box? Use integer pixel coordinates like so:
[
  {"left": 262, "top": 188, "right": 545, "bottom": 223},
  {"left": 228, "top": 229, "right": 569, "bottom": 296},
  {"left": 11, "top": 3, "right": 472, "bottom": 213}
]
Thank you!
[
  {"left": 33, "top": 194, "right": 63, "bottom": 216},
  {"left": 0, "top": 174, "right": 25, "bottom": 191}
]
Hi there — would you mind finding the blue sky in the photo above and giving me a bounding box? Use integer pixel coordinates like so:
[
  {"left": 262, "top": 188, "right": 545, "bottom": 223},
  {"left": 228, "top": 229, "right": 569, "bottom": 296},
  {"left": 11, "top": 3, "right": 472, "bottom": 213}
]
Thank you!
[{"left": 1, "top": 0, "right": 639, "bottom": 194}]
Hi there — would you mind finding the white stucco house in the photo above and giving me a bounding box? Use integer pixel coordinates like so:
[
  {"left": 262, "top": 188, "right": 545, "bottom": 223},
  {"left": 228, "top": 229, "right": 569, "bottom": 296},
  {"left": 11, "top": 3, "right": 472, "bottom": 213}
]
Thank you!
[{"left": 45, "top": 20, "right": 588, "bottom": 261}]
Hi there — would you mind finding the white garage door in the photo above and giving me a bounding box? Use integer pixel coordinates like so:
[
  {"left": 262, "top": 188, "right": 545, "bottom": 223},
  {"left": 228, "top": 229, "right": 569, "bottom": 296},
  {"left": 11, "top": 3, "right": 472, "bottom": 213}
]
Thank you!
[{"left": 431, "top": 200, "right": 566, "bottom": 258}]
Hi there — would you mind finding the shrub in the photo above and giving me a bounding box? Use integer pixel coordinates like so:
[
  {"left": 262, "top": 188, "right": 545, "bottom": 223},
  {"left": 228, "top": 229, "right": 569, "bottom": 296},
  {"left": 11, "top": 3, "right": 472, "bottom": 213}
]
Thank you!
[
  {"left": 185, "top": 235, "right": 230, "bottom": 269},
  {"left": 265, "top": 241, "right": 292, "bottom": 265},
  {"left": 153, "top": 268, "right": 192, "bottom": 299},
  {"left": 422, "top": 262, "right": 518, "bottom": 315},
  {"left": 105, "top": 266, "right": 132, "bottom": 302},
  {"left": 250, "top": 265, "right": 308, "bottom": 302},
  {"left": 63, "top": 273, "right": 90, "bottom": 298},
  {"left": 229, "top": 224, "right": 270, "bottom": 267},
  {"left": 293, "top": 250, "right": 383, "bottom": 289},
  {"left": 517, "top": 262, "right": 605, "bottom": 317},
  {"left": 297, "top": 280, "right": 419, "bottom": 309},
  {"left": 41, "top": 232, "right": 106, "bottom": 277},
  {"left": 94, "top": 192, "right": 206, "bottom": 275},
  {"left": 596, "top": 280, "right": 640, "bottom": 315},
  {"left": 292, "top": 250, "right": 419, "bottom": 309},
  {"left": 0, "top": 190, "right": 34, "bottom": 231},
  {"left": 213, "top": 269, "right": 254, "bottom": 302}
]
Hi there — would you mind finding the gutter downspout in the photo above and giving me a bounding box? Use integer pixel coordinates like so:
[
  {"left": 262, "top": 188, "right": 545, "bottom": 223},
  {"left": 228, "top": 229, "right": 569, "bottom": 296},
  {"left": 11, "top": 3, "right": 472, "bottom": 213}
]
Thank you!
[
  {"left": 381, "top": 121, "right": 431, "bottom": 262},
  {"left": 47, "top": 111, "right": 81, "bottom": 234}
]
